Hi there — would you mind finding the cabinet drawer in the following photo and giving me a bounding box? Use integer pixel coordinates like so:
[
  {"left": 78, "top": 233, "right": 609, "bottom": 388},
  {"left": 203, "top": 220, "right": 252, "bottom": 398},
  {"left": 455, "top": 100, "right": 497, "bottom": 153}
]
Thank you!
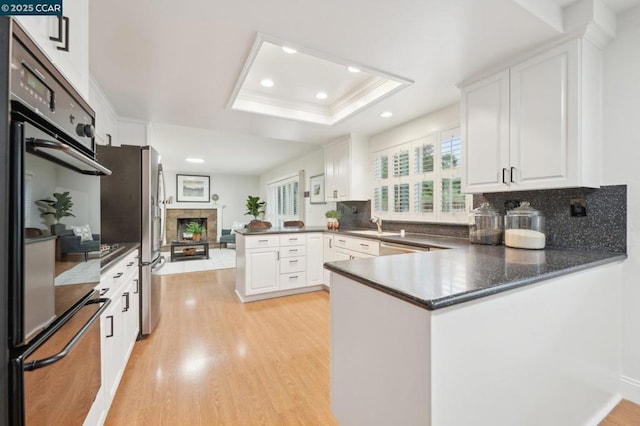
[
  {"left": 280, "top": 245, "right": 306, "bottom": 258},
  {"left": 280, "top": 256, "right": 306, "bottom": 274},
  {"left": 350, "top": 238, "right": 379, "bottom": 256},
  {"left": 333, "top": 236, "right": 351, "bottom": 249},
  {"left": 279, "top": 234, "right": 306, "bottom": 246},
  {"left": 245, "top": 235, "right": 280, "bottom": 248},
  {"left": 280, "top": 272, "right": 306, "bottom": 290}
]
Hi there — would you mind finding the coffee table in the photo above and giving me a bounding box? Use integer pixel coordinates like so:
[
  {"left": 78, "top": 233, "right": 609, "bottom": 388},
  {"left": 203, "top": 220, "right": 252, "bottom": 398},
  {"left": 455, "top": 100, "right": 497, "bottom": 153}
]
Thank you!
[{"left": 170, "top": 240, "right": 210, "bottom": 262}]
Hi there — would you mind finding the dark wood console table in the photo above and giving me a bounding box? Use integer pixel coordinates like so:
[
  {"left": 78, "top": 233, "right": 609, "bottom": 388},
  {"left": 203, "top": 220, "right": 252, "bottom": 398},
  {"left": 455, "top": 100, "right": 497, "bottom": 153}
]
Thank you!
[{"left": 170, "top": 240, "right": 210, "bottom": 262}]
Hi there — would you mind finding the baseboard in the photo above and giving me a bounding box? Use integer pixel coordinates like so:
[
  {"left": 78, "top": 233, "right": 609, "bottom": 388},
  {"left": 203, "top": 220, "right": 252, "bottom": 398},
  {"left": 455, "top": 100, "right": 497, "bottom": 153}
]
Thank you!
[
  {"left": 620, "top": 375, "right": 640, "bottom": 404},
  {"left": 236, "top": 286, "right": 325, "bottom": 303},
  {"left": 587, "top": 394, "right": 622, "bottom": 426}
]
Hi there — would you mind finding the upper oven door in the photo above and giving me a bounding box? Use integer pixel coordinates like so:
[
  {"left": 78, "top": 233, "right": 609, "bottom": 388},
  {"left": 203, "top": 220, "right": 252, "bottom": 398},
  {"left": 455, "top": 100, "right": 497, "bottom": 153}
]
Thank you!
[{"left": 10, "top": 120, "right": 107, "bottom": 347}]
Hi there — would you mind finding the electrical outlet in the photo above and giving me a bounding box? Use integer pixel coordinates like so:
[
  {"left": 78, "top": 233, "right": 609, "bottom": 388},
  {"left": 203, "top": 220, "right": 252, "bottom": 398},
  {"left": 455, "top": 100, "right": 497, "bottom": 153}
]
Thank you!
[{"left": 570, "top": 197, "right": 587, "bottom": 217}]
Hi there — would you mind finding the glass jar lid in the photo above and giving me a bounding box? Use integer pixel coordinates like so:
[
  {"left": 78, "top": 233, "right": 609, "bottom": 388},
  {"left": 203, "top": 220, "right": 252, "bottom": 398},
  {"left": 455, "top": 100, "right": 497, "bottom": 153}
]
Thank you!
[
  {"left": 505, "top": 201, "right": 544, "bottom": 217},
  {"left": 470, "top": 202, "right": 501, "bottom": 217}
]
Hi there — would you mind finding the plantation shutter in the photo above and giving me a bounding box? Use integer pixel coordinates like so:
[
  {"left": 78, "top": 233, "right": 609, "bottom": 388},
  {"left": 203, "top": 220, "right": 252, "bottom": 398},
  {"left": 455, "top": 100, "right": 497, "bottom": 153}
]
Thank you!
[
  {"left": 414, "top": 180, "right": 434, "bottom": 213},
  {"left": 393, "top": 150, "right": 409, "bottom": 177},
  {"left": 394, "top": 183, "right": 410, "bottom": 212}
]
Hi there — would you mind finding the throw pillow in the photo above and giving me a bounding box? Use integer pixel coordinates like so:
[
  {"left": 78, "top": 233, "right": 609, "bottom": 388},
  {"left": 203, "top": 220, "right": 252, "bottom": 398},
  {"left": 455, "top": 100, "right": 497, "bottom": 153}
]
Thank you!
[{"left": 72, "top": 224, "right": 93, "bottom": 242}]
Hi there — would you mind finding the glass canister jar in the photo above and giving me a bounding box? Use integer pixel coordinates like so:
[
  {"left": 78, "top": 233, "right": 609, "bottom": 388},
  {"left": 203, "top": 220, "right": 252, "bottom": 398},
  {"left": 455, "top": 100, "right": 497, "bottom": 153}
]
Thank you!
[
  {"left": 469, "top": 202, "right": 503, "bottom": 245},
  {"left": 504, "top": 201, "right": 546, "bottom": 249}
]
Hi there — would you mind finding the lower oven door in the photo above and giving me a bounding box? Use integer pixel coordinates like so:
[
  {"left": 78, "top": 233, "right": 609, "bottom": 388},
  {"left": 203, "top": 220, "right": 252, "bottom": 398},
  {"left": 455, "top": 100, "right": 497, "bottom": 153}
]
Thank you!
[{"left": 12, "top": 296, "right": 110, "bottom": 425}]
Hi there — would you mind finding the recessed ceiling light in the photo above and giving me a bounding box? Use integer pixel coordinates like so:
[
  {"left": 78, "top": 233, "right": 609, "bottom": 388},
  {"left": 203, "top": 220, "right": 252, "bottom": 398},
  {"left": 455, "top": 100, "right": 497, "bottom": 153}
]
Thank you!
[
  {"left": 316, "top": 92, "right": 328, "bottom": 100},
  {"left": 260, "top": 78, "right": 275, "bottom": 88},
  {"left": 347, "top": 66, "right": 361, "bottom": 73},
  {"left": 186, "top": 158, "right": 205, "bottom": 163},
  {"left": 380, "top": 111, "right": 393, "bottom": 118},
  {"left": 282, "top": 46, "right": 297, "bottom": 54}
]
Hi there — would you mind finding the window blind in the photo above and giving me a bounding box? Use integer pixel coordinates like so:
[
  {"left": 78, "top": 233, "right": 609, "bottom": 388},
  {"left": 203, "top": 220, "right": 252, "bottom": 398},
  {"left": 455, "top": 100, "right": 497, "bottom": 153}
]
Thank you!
[
  {"left": 267, "top": 175, "right": 299, "bottom": 225},
  {"left": 373, "top": 155, "right": 389, "bottom": 180},
  {"left": 441, "top": 132, "right": 461, "bottom": 170},
  {"left": 394, "top": 183, "right": 410, "bottom": 212},
  {"left": 414, "top": 180, "right": 434, "bottom": 213},
  {"left": 393, "top": 150, "right": 409, "bottom": 177},
  {"left": 414, "top": 144, "right": 434, "bottom": 174},
  {"left": 441, "top": 178, "right": 465, "bottom": 213},
  {"left": 374, "top": 186, "right": 389, "bottom": 212}
]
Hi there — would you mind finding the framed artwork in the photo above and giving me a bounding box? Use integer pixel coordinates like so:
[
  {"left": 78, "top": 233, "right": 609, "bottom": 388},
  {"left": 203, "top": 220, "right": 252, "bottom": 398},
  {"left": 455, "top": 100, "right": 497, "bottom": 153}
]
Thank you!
[
  {"left": 176, "top": 174, "right": 210, "bottom": 203},
  {"left": 309, "top": 174, "right": 326, "bottom": 204}
]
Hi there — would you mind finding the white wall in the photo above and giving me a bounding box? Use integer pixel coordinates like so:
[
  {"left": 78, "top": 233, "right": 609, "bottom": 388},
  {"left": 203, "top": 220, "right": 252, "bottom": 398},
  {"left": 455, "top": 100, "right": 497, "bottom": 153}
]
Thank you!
[
  {"left": 116, "top": 118, "right": 148, "bottom": 147},
  {"left": 259, "top": 148, "right": 336, "bottom": 227},
  {"left": 163, "top": 170, "right": 259, "bottom": 230},
  {"left": 602, "top": 6, "right": 640, "bottom": 403},
  {"left": 368, "top": 103, "right": 459, "bottom": 152}
]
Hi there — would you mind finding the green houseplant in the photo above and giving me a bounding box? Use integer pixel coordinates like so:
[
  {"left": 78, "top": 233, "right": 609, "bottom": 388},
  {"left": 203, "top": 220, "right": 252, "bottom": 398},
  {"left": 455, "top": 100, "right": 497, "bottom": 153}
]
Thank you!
[
  {"left": 325, "top": 209, "right": 342, "bottom": 230},
  {"left": 245, "top": 195, "right": 266, "bottom": 221},
  {"left": 185, "top": 222, "right": 204, "bottom": 242},
  {"left": 36, "top": 191, "right": 75, "bottom": 235}
]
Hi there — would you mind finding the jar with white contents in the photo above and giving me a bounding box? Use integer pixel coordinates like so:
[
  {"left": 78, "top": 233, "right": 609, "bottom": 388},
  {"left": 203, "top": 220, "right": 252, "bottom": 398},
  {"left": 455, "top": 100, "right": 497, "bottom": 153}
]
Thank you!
[{"left": 504, "top": 201, "right": 546, "bottom": 249}]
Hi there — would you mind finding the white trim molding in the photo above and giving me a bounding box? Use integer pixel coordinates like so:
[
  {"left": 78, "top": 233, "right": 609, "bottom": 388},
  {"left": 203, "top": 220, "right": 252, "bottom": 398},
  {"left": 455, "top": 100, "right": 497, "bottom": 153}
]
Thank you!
[{"left": 620, "top": 375, "right": 640, "bottom": 405}]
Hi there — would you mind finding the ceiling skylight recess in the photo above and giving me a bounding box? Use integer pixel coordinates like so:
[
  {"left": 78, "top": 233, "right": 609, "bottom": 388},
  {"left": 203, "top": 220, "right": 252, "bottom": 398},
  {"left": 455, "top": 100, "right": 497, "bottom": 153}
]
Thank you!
[{"left": 228, "top": 33, "right": 413, "bottom": 126}]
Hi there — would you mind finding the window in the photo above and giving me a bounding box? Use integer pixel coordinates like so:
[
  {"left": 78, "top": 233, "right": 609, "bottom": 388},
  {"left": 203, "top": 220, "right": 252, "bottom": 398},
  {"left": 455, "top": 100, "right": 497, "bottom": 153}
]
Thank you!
[
  {"left": 370, "top": 128, "right": 469, "bottom": 223},
  {"left": 266, "top": 175, "right": 299, "bottom": 225}
]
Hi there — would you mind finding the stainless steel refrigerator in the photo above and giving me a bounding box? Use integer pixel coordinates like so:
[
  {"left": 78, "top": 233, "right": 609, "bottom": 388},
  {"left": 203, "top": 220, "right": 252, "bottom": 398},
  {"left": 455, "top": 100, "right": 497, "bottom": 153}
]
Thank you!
[{"left": 98, "top": 145, "right": 166, "bottom": 335}]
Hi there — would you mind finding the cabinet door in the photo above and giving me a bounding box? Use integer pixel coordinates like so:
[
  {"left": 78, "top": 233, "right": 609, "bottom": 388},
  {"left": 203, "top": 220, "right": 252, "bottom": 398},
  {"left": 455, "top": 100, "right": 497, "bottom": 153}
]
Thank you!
[
  {"left": 323, "top": 235, "right": 333, "bottom": 285},
  {"left": 101, "top": 295, "right": 124, "bottom": 405},
  {"left": 306, "top": 234, "right": 324, "bottom": 286},
  {"left": 509, "top": 40, "right": 578, "bottom": 190},
  {"left": 325, "top": 139, "right": 350, "bottom": 201},
  {"left": 333, "top": 249, "right": 354, "bottom": 261},
  {"left": 246, "top": 248, "right": 280, "bottom": 295},
  {"left": 461, "top": 70, "right": 510, "bottom": 193}
]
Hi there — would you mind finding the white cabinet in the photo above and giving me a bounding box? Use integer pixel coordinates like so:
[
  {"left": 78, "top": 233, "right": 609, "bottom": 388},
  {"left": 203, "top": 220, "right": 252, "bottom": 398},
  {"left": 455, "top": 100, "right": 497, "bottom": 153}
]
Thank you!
[
  {"left": 246, "top": 247, "right": 280, "bottom": 295},
  {"left": 461, "top": 37, "right": 602, "bottom": 193},
  {"left": 329, "top": 235, "right": 380, "bottom": 262},
  {"left": 91, "top": 249, "right": 140, "bottom": 425},
  {"left": 323, "top": 234, "right": 334, "bottom": 285},
  {"left": 235, "top": 233, "right": 326, "bottom": 302},
  {"left": 324, "top": 134, "right": 369, "bottom": 201},
  {"left": 306, "top": 233, "right": 324, "bottom": 286},
  {"left": 15, "top": 0, "right": 90, "bottom": 99}
]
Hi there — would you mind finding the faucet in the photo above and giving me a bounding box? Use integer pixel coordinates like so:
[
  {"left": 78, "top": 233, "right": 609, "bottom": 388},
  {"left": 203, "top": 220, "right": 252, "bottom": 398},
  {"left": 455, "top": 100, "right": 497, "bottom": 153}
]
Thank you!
[{"left": 371, "top": 216, "right": 383, "bottom": 233}]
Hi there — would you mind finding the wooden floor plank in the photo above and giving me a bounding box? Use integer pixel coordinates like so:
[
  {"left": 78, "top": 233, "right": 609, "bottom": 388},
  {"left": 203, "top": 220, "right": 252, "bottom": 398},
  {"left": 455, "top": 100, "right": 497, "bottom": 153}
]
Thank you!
[{"left": 105, "top": 268, "right": 640, "bottom": 425}]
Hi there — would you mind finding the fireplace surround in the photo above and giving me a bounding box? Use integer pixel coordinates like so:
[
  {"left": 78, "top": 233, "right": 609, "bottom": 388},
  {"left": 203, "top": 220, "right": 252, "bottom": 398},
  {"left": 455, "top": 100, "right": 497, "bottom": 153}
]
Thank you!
[{"left": 166, "top": 207, "right": 218, "bottom": 243}]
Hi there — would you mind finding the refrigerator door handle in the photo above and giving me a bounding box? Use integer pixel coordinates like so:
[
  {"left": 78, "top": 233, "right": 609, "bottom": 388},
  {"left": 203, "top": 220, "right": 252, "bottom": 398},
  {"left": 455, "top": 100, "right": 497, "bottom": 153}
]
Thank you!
[
  {"left": 148, "top": 255, "right": 166, "bottom": 271},
  {"left": 23, "top": 298, "right": 111, "bottom": 371}
]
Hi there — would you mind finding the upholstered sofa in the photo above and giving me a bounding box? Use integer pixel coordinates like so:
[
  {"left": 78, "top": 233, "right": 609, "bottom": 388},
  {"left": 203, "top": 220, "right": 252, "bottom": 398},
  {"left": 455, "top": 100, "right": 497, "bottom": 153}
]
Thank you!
[
  {"left": 219, "top": 229, "right": 236, "bottom": 249},
  {"left": 58, "top": 230, "right": 100, "bottom": 261}
]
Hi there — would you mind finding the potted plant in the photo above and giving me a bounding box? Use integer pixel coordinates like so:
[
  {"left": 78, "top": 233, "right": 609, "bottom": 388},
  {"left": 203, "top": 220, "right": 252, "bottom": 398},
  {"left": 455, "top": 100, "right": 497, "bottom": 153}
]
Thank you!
[
  {"left": 325, "top": 209, "right": 342, "bottom": 230},
  {"left": 185, "top": 222, "right": 204, "bottom": 242},
  {"left": 36, "top": 191, "right": 75, "bottom": 235},
  {"left": 245, "top": 195, "right": 271, "bottom": 230}
]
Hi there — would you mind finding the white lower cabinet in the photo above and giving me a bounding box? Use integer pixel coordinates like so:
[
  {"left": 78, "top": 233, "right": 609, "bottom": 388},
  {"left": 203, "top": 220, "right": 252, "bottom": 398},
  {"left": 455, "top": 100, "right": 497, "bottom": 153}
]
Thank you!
[
  {"left": 323, "top": 234, "right": 334, "bottom": 286},
  {"left": 87, "top": 249, "right": 140, "bottom": 426},
  {"left": 236, "top": 232, "right": 325, "bottom": 302},
  {"left": 246, "top": 247, "right": 280, "bottom": 295}
]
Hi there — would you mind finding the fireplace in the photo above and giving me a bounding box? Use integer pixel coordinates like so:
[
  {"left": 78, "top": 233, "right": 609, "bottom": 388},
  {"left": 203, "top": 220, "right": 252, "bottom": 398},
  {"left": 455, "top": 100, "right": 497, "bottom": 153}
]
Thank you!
[{"left": 166, "top": 208, "right": 218, "bottom": 243}]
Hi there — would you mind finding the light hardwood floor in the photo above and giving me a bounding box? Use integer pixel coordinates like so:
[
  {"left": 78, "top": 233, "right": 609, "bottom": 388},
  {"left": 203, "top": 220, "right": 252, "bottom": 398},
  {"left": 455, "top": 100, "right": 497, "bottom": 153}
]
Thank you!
[{"left": 105, "top": 269, "right": 640, "bottom": 425}]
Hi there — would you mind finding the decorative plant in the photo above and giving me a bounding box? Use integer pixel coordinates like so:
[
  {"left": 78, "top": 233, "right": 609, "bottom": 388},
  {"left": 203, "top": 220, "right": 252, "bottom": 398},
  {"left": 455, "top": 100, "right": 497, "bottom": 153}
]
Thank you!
[
  {"left": 37, "top": 191, "right": 75, "bottom": 223},
  {"left": 245, "top": 195, "right": 266, "bottom": 221},
  {"left": 185, "top": 222, "right": 203, "bottom": 241},
  {"left": 325, "top": 210, "right": 342, "bottom": 219},
  {"left": 185, "top": 222, "right": 203, "bottom": 235}
]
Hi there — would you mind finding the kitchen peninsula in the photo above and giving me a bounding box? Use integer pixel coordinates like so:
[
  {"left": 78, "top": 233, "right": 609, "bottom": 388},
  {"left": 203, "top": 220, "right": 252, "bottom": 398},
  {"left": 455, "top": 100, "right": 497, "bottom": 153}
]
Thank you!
[{"left": 325, "top": 243, "right": 625, "bottom": 425}]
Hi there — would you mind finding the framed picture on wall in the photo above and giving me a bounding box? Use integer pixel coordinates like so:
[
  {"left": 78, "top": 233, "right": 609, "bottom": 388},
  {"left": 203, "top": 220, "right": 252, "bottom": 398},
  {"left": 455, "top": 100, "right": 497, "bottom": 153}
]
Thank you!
[
  {"left": 176, "top": 174, "right": 210, "bottom": 202},
  {"left": 309, "top": 174, "right": 326, "bottom": 204}
]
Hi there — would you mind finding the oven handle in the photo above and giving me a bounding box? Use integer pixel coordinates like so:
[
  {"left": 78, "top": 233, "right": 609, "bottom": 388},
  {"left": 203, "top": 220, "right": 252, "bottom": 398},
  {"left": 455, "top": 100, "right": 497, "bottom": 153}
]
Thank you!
[
  {"left": 27, "top": 138, "right": 112, "bottom": 176},
  {"left": 23, "top": 298, "right": 111, "bottom": 371}
]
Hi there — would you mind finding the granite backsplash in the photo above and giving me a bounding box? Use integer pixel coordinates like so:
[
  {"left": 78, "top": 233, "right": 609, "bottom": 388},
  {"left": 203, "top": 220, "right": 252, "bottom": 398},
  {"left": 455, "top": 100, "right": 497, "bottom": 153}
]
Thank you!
[{"left": 337, "top": 184, "right": 627, "bottom": 253}]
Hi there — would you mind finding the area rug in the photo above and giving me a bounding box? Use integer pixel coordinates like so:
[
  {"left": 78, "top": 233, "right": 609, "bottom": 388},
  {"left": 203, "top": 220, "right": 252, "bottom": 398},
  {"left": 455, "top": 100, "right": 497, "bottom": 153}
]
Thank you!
[
  {"left": 55, "top": 259, "right": 101, "bottom": 286},
  {"left": 158, "top": 248, "right": 236, "bottom": 275}
]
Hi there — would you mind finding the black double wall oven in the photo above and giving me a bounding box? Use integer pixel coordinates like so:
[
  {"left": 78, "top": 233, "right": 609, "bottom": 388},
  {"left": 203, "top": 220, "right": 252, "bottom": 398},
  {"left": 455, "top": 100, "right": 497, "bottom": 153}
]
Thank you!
[{"left": 7, "top": 22, "right": 111, "bottom": 425}]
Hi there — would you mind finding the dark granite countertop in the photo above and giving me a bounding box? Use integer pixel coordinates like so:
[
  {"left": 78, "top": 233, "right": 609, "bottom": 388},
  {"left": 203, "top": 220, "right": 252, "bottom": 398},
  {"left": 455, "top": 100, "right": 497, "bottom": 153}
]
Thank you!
[
  {"left": 324, "top": 230, "right": 626, "bottom": 311},
  {"left": 100, "top": 242, "right": 140, "bottom": 272}
]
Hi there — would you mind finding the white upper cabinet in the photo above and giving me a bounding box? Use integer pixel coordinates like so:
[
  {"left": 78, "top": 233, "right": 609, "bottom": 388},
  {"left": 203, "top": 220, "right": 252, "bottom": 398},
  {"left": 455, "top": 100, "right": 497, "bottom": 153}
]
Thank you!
[
  {"left": 324, "top": 134, "right": 369, "bottom": 201},
  {"left": 89, "top": 77, "right": 118, "bottom": 146},
  {"left": 461, "top": 37, "right": 602, "bottom": 193},
  {"left": 15, "top": 0, "right": 89, "bottom": 99}
]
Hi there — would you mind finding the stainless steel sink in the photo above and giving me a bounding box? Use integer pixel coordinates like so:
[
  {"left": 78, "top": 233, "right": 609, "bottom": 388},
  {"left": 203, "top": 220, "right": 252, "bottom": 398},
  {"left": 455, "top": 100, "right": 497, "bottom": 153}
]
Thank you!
[{"left": 378, "top": 242, "right": 427, "bottom": 256}]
